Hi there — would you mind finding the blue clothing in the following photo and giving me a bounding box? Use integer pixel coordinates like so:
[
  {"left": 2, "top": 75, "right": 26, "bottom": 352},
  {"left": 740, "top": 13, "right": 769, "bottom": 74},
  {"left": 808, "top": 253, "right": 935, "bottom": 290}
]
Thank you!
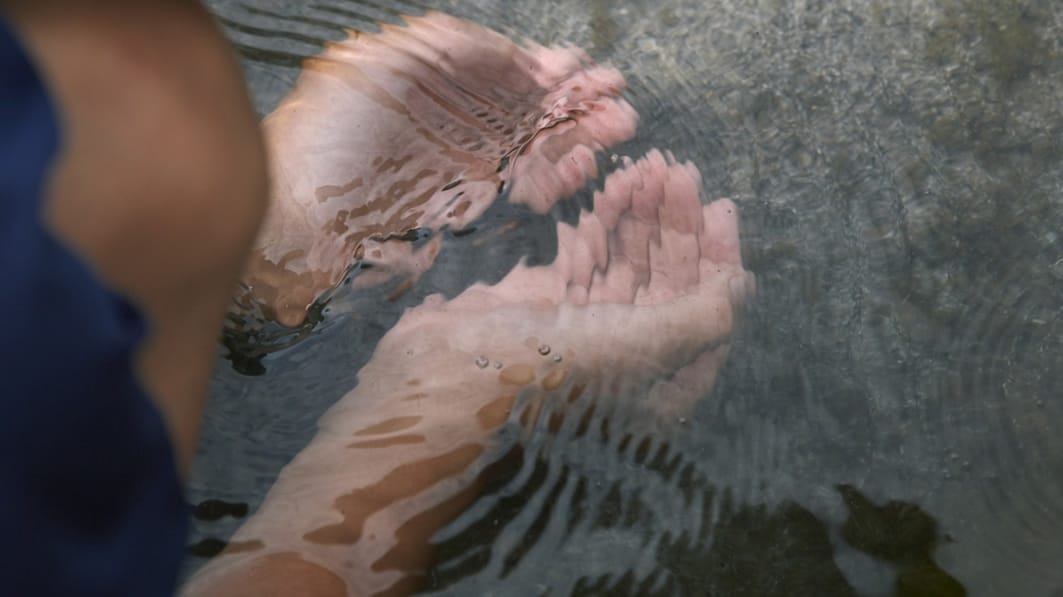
[{"left": 0, "top": 17, "right": 188, "bottom": 596}]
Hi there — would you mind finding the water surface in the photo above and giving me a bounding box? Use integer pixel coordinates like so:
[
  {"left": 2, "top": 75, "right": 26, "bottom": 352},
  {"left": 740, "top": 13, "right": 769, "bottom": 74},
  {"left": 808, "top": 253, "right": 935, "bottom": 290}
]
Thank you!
[{"left": 188, "top": 1, "right": 1063, "bottom": 595}]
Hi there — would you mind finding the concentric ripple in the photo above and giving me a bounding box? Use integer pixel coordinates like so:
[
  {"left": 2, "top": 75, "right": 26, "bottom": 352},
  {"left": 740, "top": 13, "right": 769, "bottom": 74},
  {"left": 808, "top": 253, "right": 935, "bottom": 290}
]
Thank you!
[
  {"left": 188, "top": 1, "right": 1063, "bottom": 595},
  {"left": 918, "top": 271, "right": 1063, "bottom": 595}
]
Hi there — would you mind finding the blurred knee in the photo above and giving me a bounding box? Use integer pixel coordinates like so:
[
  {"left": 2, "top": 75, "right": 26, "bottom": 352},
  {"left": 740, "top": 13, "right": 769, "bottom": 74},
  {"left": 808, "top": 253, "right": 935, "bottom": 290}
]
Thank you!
[
  {"left": 4, "top": 0, "right": 269, "bottom": 472},
  {"left": 6, "top": 0, "right": 269, "bottom": 303}
]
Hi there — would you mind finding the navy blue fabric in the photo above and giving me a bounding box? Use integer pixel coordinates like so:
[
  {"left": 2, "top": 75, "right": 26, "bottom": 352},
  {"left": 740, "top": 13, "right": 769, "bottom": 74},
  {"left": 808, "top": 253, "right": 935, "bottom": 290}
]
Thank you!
[{"left": 0, "top": 17, "right": 188, "bottom": 596}]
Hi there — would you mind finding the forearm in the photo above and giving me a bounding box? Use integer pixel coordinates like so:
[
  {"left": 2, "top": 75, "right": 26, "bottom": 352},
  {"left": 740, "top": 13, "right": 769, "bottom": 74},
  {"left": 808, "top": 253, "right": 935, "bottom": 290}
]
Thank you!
[{"left": 184, "top": 340, "right": 555, "bottom": 596}]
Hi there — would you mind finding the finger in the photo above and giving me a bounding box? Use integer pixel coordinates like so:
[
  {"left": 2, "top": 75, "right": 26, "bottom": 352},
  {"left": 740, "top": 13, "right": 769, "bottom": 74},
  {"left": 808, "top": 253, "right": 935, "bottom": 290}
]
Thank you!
[
  {"left": 647, "top": 226, "right": 702, "bottom": 296},
  {"left": 699, "top": 199, "right": 743, "bottom": 267},
  {"left": 593, "top": 155, "right": 636, "bottom": 230},
  {"left": 630, "top": 149, "right": 667, "bottom": 224},
  {"left": 658, "top": 157, "right": 703, "bottom": 236},
  {"left": 588, "top": 256, "right": 638, "bottom": 304}
]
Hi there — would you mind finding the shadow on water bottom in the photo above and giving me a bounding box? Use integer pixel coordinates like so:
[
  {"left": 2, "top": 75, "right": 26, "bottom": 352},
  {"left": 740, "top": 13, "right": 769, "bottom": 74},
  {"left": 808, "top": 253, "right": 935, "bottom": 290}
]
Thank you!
[{"left": 190, "top": 466, "right": 965, "bottom": 596}]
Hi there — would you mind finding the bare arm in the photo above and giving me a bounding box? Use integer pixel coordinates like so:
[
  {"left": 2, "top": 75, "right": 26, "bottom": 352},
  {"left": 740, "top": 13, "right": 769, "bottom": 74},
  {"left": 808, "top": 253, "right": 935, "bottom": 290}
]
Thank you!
[
  {"left": 3, "top": 0, "right": 269, "bottom": 475},
  {"left": 183, "top": 186, "right": 748, "bottom": 597},
  {"left": 182, "top": 329, "right": 547, "bottom": 596}
]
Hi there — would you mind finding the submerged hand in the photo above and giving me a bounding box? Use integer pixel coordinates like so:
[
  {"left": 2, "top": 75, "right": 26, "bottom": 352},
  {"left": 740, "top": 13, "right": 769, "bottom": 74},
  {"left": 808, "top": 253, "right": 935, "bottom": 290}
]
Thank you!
[{"left": 184, "top": 150, "right": 752, "bottom": 597}]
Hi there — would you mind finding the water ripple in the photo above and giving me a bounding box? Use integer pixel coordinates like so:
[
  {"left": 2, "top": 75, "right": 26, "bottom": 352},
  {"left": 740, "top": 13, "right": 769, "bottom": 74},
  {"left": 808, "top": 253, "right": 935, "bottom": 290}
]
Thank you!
[{"left": 188, "top": 1, "right": 1063, "bottom": 594}]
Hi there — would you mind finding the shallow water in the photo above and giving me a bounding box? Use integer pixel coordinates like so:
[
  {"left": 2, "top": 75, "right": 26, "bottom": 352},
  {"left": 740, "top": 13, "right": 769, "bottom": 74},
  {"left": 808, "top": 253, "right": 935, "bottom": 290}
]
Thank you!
[{"left": 188, "top": 1, "right": 1063, "bottom": 595}]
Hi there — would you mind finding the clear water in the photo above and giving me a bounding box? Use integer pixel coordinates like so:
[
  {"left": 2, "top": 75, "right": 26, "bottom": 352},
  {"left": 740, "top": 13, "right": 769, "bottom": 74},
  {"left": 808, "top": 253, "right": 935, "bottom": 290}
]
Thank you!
[{"left": 187, "top": 1, "right": 1063, "bottom": 595}]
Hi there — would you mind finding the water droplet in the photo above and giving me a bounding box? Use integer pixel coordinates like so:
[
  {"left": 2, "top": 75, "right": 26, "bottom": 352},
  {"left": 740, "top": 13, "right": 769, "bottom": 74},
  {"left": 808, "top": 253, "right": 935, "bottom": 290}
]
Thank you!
[
  {"left": 475, "top": 356, "right": 489, "bottom": 369},
  {"left": 538, "top": 344, "right": 551, "bottom": 356},
  {"left": 494, "top": 361, "right": 503, "bottom": 369},
  {"left": 552, "top": 355, "right": 562, "bottom": 363}
]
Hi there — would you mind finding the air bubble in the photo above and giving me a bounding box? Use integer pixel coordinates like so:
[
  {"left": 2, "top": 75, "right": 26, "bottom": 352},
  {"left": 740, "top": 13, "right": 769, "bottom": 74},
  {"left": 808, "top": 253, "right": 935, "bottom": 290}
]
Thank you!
[
  {"left": 494, "top": 361, "right": 503, "bottom": 369},
  {"left": 475, "top": 356, "right": 489, "bottom": 369},
  {"left": 553, "top": 355, "right": 562, "bottom": 362},
  {"left": 538, "top": 344, "right": 551, "bottom": 356}
]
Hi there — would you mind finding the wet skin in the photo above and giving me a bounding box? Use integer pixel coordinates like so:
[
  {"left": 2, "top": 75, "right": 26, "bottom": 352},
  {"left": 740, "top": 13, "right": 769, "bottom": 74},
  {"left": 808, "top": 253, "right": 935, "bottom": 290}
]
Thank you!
[{"left": 184, "top": 150, "right": 753, "bottom": 596}]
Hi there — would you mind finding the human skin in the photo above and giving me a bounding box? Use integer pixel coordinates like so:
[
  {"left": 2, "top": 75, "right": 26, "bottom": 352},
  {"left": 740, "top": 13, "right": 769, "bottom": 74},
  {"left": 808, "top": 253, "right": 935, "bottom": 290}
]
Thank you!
[
  {"left": 2, "top": 0, "right": 269, "bottom": 476},
  {"left": 238, "top": 11, "right": 638, "bottom": 328},
  {"left": 183, "top": 151, "right": 754, "bottom": 596}
]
